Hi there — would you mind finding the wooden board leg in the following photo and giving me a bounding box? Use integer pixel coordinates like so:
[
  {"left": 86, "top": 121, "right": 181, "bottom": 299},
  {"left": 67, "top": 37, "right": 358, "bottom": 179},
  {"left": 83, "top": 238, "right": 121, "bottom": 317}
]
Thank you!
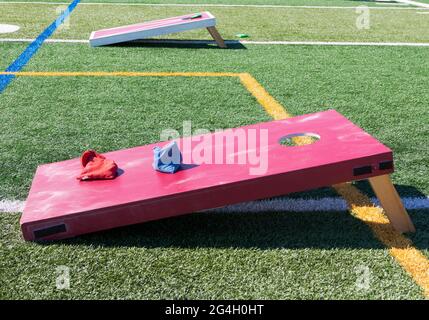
[
  {"left": 368, "top": 174, "right": 415, "bottom": 233},
  {"left": 207, "top": 26, "right": 227, "bottom": 48}
]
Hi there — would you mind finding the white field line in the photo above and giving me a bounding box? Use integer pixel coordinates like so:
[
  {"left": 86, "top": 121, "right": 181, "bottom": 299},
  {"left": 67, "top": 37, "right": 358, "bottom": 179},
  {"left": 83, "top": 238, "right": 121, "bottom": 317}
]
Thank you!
[
  {"left": 2, "top": 38, "right": 429, "bottom": 47},
  {"left": 240, "top": 40, "right": 429, "bottom": 47},
  {"left": 0, "top": 38, "right": 88, "bottom": 43},
  {"left": 0, "top": 1, "right": 421, "bottom": 10},
  {"left": 395, "top": 0, "right": 429, "bottom": 8},
  {"left": 2, "top": 197, "right": 428, "bottom": 213},
  {"left": 0, "top": 199, "right": 25, "bottom": 213},
  {"left": 205, "top": 197, "right": 429, "bottom": 213}
]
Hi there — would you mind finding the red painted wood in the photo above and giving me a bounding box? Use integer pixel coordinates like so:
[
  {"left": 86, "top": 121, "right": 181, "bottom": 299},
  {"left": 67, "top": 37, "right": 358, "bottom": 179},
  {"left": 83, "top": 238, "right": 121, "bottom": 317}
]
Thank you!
[
  {"left": 92, "top": 12, "right": 214, "bottom": 38},
  {"left": 21, "top": 110, "right": 393, "bottom": 241}
]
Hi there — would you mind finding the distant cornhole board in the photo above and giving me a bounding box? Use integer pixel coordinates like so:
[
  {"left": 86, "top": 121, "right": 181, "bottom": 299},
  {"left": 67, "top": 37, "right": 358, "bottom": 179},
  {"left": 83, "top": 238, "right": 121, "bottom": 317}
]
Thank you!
[
  {"left": 21, "top": 110, "right": 415, "bottom": 241},
  {"left": 89, "top": 11, "right": 227, "bottom": 48}
]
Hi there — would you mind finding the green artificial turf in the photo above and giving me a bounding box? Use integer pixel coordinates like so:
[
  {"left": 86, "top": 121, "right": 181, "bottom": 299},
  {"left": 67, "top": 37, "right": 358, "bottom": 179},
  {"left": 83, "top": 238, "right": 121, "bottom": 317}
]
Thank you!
[
  {"left": 0, "top": 0, "right": 428, "bottom": 300},
  {"left": 7, "top": 43, "right": 427, "bottom": 195},
  {"left": 0, "top": 42, "right": 428, "bottom": 299},
  {"left": 0, "top": 0, "right": 414, "bottom": 7},
  {"left": 39, "top": 4, "right": 429, "bottom": 43},
  {"left": 0, "top": 3, "right": 427, "bottom": 43},
  {"left": 0, "top": 210, "right": 424, "bottom": 299},
  {"left": 0, "top": 74, "right": 270, "bottom": 199},
  {"left": 0, "top": 43, "right": 27, "bottom": 70},
  {"left": 0, "top": 3, "right": 58, "bottom": 39}
]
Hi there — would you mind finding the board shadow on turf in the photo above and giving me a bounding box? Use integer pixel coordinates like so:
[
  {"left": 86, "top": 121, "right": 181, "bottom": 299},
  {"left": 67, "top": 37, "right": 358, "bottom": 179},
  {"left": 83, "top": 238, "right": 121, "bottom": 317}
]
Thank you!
[
  {"left": 408, "top": 209, "right": 429, "bottom": 251},
  {"left": 106, "top": 39, "right": 247, "bottom": 50},
  {"left": 45, "top": 209, "right": 391, "bottom": 250},
  {"left": 353, "top": 180, "right": 427, "bottom": 199},
  {"left": 31, "top": 180, "right": 428, "bottom": 250}
]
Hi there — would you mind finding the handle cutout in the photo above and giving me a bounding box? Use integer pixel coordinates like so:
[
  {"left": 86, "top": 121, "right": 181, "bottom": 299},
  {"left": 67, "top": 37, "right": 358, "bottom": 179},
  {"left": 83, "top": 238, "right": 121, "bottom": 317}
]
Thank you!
[{"left": 34, "top": 224, "right": 67, "bottom": 239}]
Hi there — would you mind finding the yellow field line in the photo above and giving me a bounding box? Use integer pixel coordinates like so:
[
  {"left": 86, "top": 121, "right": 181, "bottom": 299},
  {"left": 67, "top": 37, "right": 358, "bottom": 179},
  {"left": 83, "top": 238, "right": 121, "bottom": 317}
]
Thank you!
[
  {"left": 0, "top": 71, "right": 239, "bottom": 77},
  {"left": 238, "top": 73, "right": 292, "bottom": 119},
  {"left": 3, "top": 70, "right": 428, "bottom": 297},
  {"left": 240, "top": 73, "right": 429, "bottom": 298},
  {"left": 238, "top": 73, "right": 314, "bottom": 145},
  {"left": 334, "top": 183, "right": 429, "bottom": 297}
]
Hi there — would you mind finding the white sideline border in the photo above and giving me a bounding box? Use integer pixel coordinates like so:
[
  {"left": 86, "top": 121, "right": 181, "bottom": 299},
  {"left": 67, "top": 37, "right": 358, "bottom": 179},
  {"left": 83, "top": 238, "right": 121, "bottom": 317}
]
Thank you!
[
  {"left": 395, "top": 0, "right": 429, "bottom": 8},
  {"left": 2, "top": 38, "right": 429, "bottom": 47},
  {"left": 0, "top": 1, "right": 424, "bottom": 10},
  {"left": 240, "top": 40, "right": 429, "bottom": 47},
  {"left": 2, "top": 197, "right": 429, "bottom": 213}
]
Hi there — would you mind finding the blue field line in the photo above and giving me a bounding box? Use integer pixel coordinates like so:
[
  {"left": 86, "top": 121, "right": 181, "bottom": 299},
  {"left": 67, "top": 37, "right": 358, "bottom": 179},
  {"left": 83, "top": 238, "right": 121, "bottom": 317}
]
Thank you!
[{"left": 0, "top": 0, "right": 81, "bottom": 93}]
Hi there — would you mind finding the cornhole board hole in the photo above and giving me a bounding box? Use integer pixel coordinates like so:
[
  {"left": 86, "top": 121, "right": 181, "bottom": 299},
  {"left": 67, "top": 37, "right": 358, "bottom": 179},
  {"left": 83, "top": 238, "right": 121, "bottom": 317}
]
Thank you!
[
  {"left": 21, "top": 110, "right": 415, "bottom": 241},
  {"left": 89, "top": 11, "right": 227, "bottom": 48}
]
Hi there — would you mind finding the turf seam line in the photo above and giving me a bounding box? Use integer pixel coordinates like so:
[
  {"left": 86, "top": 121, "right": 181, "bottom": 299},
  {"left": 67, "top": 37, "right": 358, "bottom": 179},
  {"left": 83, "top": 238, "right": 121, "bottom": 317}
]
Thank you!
[
  {"left": 2, "top": 38, "right": 429, "bottom": 47},
  {"left": 0, "top": 0, "right": 80, "bottom": 93},
  {"left": 0, "top": 2, "right": 419, "bottom": 10}
]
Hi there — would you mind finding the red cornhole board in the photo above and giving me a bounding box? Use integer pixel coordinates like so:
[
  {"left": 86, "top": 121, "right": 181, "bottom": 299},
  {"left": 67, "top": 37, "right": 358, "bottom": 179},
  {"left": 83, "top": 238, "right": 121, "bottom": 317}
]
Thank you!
[
  {"left": 89, "top": 11, "right": 226, "bottom": 48},
  {"left": 21, "top": 110, "right": 414, "bottom": 241}
]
